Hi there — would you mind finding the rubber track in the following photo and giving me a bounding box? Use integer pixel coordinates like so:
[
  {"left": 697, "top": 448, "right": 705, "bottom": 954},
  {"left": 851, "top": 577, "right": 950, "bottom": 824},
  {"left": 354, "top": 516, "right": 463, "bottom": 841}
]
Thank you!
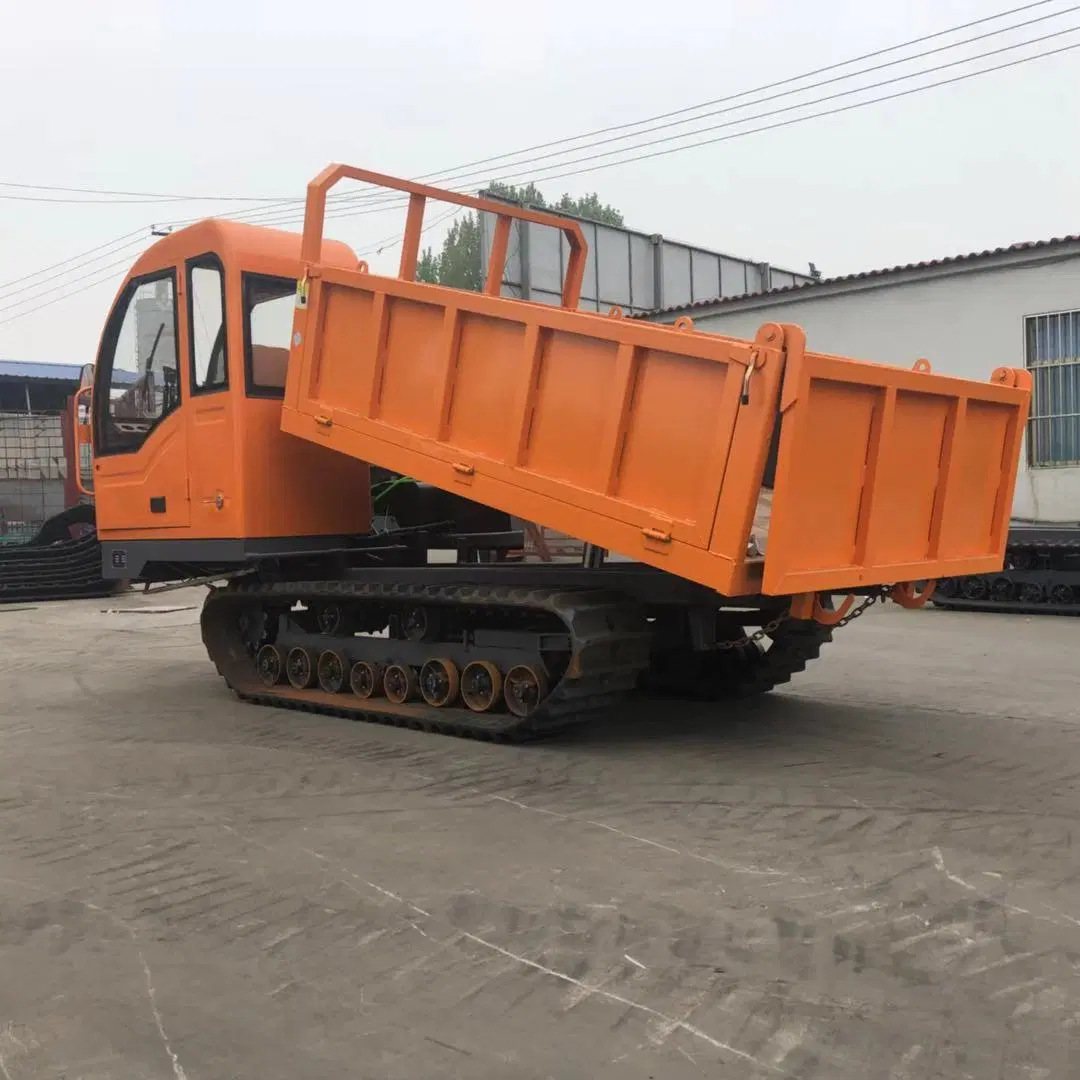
[
  {"left": 201, "top": 579, "right": 653, "bottom": 743},
  {"left": 931, "top": 536, "right": 1080, "bottom": 617},
  {"left": 639, "top": 617, "right": 834, "bottom": 701},
  {"left": 930, "top": 595, "right": 1080, "bottom": 617},
  {"left": 0, "top": 529, "right": 118, "bottom": 604}
]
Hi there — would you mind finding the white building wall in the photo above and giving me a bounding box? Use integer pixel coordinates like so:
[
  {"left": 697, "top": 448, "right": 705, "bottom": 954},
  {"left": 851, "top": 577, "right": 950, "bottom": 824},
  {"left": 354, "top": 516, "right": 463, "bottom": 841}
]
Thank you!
[{"left": 653, "top": 257, "right": 1080, "bottom": 523}]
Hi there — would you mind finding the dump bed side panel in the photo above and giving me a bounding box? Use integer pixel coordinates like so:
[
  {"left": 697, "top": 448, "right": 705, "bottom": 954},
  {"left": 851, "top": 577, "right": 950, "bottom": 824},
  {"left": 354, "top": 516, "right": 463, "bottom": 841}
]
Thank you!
[
  {"left": 284, "top": 267, "right": 774, "bottom": 594},
  {"left": 762, "top": 329, "right": 1031, "bottom": 594}
]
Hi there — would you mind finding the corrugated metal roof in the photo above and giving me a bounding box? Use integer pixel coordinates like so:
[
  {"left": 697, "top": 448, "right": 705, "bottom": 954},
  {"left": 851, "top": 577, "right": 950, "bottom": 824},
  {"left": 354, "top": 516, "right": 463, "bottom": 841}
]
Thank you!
[
  {"left": 0, "top": 359, "right": 84, "bottom": 382},
  {"left": 638, "top": 233, "right": 1080, "bottom": 318}
]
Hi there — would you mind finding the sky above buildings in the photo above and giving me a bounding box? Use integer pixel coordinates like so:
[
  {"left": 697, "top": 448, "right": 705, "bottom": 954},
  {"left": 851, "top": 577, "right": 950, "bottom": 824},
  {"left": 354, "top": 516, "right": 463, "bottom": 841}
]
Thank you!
[{"left": 0, "top": 0, "right": 1077, "bottom": 363}]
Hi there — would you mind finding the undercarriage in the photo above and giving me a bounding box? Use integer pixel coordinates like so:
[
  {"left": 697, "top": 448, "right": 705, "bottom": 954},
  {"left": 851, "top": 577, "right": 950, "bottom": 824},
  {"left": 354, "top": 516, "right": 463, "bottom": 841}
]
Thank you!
[{"left": 198, "top": 549, "right": 837, "bottom": 743}]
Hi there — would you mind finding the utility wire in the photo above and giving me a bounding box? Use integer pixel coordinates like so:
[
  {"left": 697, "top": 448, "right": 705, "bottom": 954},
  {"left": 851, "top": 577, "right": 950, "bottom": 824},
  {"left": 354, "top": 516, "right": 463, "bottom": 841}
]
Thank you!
[
  {"left": 437, "top": 5, "right": 1080, "bottom": 189},
  {"left": 379, "top": 0, "right": 1068, "bottom": 185},
  {"left": 0, "top": 192, "right": 209, "bottom": 205},
  {"left": 221, "top": 0, "right": 1078, "bottom": 228},
  {"left": 355, "top": 205, "right": 464, "bottom": 259},
  {"left": 0, "top": 234, "right": 149, "bottom": 301},
  {"left": 4, "top": 6, "right": 1075, "bottom": 323},
  {"left": 0, "top": 252, "right": 140, "bottom": 316},
  {"left": 484, "top": 36, "right": 1080, "bottom": 190},
  {"left": 0, "top": 180, "right": 294, "bottom": 203},
  {"left": 226, "top": 25, "right": 1080, "bottom": 233},
  {"left": 0, "top": 206, "right": 464, "bottom": 324},
  {"left": 462, "top": 35, "right": 1080, "bottom": 195},
  {"left": 0, "top": 0, "right": 1067, "bottom": 223},
  {"left": 0, "top": 254, "right": 142, "bottom": 326},
  {"left": 7, "top": 35, "right": 1075, "bottom": 325},
  {"left": 462, "top": 24, "right": 1080, "bottom": 187},
  {"left": 0, "top": 227, "right": 147, "bottom": 294}
]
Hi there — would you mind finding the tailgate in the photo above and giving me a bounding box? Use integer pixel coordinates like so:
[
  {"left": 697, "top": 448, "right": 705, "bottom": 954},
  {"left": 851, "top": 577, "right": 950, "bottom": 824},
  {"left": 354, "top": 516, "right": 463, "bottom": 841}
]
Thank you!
[{"left": 762, "top": 332, "right": 1031, "bottom": 595}]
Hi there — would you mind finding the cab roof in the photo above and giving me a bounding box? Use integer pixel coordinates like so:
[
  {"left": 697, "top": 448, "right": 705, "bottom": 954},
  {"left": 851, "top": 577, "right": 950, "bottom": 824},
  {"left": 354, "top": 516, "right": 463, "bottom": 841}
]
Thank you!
[{"left": 127, "top": 218, "right": 359, "bottom": 281}]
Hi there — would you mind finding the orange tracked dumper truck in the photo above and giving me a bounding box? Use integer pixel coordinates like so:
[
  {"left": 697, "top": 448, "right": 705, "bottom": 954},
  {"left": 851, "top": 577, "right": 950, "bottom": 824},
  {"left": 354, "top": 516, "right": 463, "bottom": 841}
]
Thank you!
[{"left": 70, "top": 166, "right": 1031, "bottom": 740}]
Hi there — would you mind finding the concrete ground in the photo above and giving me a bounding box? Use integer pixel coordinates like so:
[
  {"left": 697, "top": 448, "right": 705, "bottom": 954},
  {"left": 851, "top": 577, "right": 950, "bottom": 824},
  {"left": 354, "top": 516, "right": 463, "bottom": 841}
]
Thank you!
[{"left": 1, "top": 590, "right": 1079, "bottom": 1080}]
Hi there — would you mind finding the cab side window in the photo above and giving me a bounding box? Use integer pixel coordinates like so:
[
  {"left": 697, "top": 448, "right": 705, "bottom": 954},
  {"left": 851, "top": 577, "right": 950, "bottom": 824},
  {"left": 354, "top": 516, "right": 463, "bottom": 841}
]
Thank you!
[
  {"left": 95, "top": 270, "right": 180, "bottom": 456},
  {"left": 187, "top": 255, "right": 227, "bottom": 393},
  {"left": 243, "top": 273, "right": 296, "bottom": 398}
]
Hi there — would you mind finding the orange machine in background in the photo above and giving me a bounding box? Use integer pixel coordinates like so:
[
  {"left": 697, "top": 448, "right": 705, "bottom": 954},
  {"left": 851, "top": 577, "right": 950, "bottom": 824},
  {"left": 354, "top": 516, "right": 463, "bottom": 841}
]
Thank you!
[{"left": 75, "top": 164, "right": 1031, "bottom": 741}]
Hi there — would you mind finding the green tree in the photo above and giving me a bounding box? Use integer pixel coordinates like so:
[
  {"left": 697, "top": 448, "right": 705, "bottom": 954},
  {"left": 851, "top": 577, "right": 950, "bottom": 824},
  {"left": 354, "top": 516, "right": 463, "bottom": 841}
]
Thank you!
[
  {"left": 415, "top": 247, "right": 440, "bottom": 285},
  {"left": 415, "top": 180, "right": 623, "bottom": 291}
]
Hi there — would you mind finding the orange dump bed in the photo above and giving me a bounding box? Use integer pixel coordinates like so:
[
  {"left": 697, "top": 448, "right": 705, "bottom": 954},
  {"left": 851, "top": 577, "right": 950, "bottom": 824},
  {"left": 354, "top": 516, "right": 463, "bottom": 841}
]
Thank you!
[{"left": 281, "top": 166, "right": 1031, "bottom": 598}]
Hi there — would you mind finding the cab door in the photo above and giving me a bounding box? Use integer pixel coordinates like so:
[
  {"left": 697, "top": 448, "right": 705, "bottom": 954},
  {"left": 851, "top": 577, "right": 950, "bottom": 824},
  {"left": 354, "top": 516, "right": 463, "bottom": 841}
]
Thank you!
[
  {"left": 92, "top": 269, "right": 191, "bottom": 532},
  {"left": 183, "top": 254, "right": 238, "bottom": 539}
]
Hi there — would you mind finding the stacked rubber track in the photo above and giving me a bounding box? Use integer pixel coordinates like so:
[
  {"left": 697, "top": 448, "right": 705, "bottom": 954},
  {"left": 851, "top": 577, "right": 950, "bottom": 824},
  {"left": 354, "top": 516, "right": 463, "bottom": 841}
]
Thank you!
[
  {"left": 201, "top": 579, "right": 654, "bottom": 742},
  {"left": 932, "top": 528, "right": 1080, "bottom": 617},
  {"left": 0, "top": 507, "right": 118, "bottom": 605}
]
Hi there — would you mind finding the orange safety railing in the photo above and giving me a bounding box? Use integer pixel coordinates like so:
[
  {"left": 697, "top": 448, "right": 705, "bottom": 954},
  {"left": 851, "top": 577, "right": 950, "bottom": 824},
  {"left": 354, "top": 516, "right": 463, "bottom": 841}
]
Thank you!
[{"left": 298, "top": 164, "right": 588, "bottom": 308}]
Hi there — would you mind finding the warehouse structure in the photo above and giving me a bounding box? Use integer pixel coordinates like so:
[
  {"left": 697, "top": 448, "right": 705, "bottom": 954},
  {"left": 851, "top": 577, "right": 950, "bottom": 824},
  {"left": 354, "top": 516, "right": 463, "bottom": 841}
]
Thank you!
[
  {"left": 479, "top": 195, "right": 817, "bottom": 313},
  {"left": 645, "top": 235, "right": 1080, "bottom": 524},
  {"left": 0, "top": 360, "right": 86, "bottom": 540}
]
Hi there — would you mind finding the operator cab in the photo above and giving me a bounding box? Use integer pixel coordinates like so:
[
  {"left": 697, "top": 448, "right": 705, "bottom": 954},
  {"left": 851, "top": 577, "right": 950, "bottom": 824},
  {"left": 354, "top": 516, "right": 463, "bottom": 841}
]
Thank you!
[{"left": 87, "top": 219, "right": 371, "bottom": 580}]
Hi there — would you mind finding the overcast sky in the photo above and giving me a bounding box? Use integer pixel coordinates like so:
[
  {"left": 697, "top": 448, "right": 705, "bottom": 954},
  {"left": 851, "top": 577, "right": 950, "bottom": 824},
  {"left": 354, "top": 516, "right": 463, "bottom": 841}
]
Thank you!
[{"left": 0, "top": 0, "right": 1077, "bottom": 364}]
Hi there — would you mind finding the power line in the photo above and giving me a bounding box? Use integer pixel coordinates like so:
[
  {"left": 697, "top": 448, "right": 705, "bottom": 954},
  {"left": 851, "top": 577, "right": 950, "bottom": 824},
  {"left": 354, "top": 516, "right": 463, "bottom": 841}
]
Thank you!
[
  {"left": 385, "top": 4, "right": 1080, "bottom": 192},
  {"left": 9, "top": 34, "right": 1076, "bottom": 327},
  {"left": 227, "top": 0, "right": 1077, "bottom": 228},
  {"left": 4, "top": 10, "right": 1076, "bottom": 326},
  {"left": 0, "top": 0, "right": 1066, "bottom": 225},
  {"left": 481, "top": 36, "right": 1080, "bottom": 190},
  {"left": 0, "top": 227, "right": 147, "bottom": 294},
  {"left": 0, "top": 180, "right": 294, "bottom": 203},
  {"left": 459, "top": 23, "right": 1080, "bottom": 188},
  {"left": 166, "top": 0, "right": 1064, "bottom": 233},
  {"left": 0, "top": 235, "right": 149, "bottom": 302},
  {"left": 0, "top": 251, "right": 141, "bottom": 316},
  {"left": 382, "top": 0, "right": 1067, "bottom": 185},
  {"left": 0, "top": 254, "right": 141, "bottom": 326},
  {"left": 0, "top": 209, "right": 464, "bottom": 330},
  {"left": 356, "top": 205, "right": 465, "bottom": 259},
  {"left": 224, "top": 25, "right": 1080, "bottom": 234}
]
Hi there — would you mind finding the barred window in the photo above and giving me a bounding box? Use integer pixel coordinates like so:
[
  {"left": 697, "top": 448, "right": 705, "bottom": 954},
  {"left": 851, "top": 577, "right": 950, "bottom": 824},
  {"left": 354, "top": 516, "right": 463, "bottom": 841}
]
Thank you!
[{"left": 1025, "top": 310, "right": 1080, "bottom": 467}]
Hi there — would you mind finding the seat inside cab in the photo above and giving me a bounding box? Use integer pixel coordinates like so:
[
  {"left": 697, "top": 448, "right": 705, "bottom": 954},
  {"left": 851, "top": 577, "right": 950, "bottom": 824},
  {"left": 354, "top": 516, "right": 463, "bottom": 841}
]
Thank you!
[{"left": 251, "top": 345, "right": 288, "bottom": 390}]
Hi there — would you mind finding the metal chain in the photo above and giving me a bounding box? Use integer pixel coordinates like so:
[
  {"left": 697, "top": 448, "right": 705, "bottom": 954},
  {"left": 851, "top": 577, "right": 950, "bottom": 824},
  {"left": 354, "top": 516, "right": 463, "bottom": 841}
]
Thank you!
[
  {"left": 715, "top": 587, "right": 890, "bottom": 650},
  {"left": 831, "top": 590, "right": 884, "bottom": 629},
  {"left": 714, "top": 612, "right": 788, "bottom": 651}
]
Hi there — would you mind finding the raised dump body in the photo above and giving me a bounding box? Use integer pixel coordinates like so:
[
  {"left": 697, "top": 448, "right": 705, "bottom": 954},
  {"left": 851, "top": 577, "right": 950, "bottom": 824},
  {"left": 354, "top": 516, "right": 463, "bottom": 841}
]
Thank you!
[{"left": 281, "top": 166, "right": 1032, "bottom": 600}]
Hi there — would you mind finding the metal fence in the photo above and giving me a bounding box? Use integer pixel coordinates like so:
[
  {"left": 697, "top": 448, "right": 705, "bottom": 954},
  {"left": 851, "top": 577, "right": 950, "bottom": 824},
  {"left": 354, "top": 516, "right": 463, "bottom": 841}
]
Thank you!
[
  {"left": 478, "top": 195, "right": 814, "bottom": 314},
  {"left": 0, "top": 412, "right": 68, "bottom": 542}
]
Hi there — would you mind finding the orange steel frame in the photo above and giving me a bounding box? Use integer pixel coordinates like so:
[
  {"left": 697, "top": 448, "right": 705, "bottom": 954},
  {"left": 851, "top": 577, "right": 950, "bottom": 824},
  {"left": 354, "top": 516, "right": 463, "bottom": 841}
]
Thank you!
[
  {"left": 297, "top": 165, "right": 588, "bottom": 308},
  {"left": 279, "top": 164, "right": 1032, "bottom": 599}
]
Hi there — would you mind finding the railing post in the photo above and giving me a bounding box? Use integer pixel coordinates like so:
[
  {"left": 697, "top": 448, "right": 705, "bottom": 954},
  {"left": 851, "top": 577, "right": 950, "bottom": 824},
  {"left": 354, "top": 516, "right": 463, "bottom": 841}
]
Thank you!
[
  {"left": 485, "top": 215, "right": 512, "bottom": 297},
  {"left": 399, "top": 193, "right": 426, "bottom": 281}
]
